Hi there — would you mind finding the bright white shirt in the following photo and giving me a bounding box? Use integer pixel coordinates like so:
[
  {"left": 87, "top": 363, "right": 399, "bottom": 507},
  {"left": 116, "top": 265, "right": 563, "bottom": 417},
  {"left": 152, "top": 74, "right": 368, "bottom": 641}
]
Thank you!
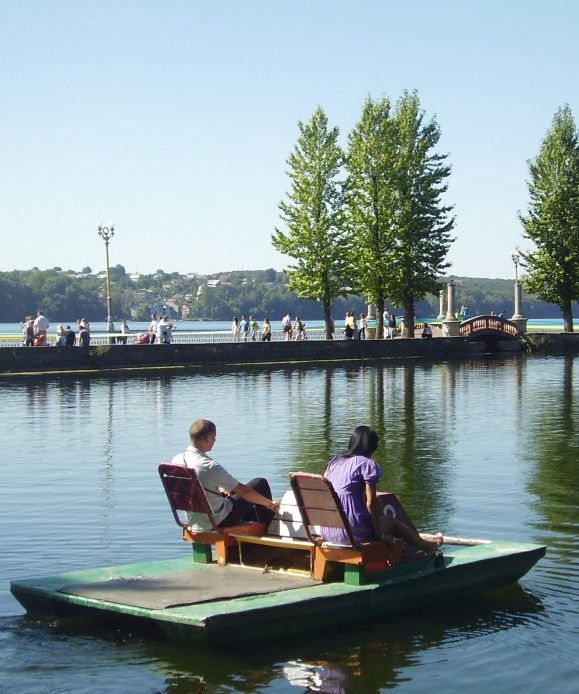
[
  {"left": 34, "top": 315, "right": 50, "bottom": 331},
  {"left": 172, "top": 446, "right": 240, "bottom": 530}
]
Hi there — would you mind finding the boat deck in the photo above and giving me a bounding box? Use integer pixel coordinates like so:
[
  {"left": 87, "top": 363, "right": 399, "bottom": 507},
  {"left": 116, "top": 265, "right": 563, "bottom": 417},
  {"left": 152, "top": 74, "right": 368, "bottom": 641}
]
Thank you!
[
  {"left": 10, "top": 541, "right": 546, "bottom": 647},
  {"left": 59, "top": 557, "right": 321, "bottom": 610}
]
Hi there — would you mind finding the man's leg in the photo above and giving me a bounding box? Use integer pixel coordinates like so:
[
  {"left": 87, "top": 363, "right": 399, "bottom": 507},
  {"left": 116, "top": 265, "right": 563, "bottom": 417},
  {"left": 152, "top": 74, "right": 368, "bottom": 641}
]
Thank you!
[{"left": 219, "top": 478, "right": 274, "bottom": 527}]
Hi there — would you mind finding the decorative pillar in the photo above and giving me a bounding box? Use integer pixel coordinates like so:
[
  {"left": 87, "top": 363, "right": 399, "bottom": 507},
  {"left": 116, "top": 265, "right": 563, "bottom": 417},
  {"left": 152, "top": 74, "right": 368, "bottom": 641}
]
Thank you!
[
  {"left": 510, "top": 250, "right": 527, "bottom": 333},
  {"left": 442, "top": 281, "right": 460, "bottom": 336},
  {"left": 437, "top": 288, "right": 446, "bottom": 320}
]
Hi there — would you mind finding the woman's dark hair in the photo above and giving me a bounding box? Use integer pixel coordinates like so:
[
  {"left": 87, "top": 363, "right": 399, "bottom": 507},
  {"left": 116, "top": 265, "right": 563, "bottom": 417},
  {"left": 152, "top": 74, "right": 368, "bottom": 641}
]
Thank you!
[{"left": 343, "top": 425, "right": 379, "bottom": 458}]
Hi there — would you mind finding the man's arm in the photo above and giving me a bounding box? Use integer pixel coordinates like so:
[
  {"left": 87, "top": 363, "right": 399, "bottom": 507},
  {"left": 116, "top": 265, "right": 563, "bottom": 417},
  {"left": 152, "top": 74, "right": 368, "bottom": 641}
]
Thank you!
[{"left": 231, "top": 483, "right": 279, "bottom": 513}]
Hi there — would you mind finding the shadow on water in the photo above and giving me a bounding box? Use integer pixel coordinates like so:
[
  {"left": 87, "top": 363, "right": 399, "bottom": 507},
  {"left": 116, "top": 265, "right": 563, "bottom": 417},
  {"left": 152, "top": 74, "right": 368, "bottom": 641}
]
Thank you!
[{"left": 1, "top": 584, "right": 544, "bottom": 693}]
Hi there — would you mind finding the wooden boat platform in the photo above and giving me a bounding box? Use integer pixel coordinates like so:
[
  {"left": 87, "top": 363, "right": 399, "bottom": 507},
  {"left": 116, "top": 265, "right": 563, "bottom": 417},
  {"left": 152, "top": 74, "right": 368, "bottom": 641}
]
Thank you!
[{"left": 10, "top": 541, "right": 546, "bottom": 648}]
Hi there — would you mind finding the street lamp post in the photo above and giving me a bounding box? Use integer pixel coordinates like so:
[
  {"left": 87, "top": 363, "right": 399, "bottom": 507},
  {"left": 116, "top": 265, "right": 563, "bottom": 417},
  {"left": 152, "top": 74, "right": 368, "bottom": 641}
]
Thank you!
[
  {"left": 511, "top": 249, "right": 520, "bottom": 285},
  {"left": 510, "top": 249, "right": 524, "bottom": 320},
  {"left": 510, "top": 249, "right": 527, "bottom": 332},
  {"left": 97, "top": 222, "right": 116, "bottom": 333}
]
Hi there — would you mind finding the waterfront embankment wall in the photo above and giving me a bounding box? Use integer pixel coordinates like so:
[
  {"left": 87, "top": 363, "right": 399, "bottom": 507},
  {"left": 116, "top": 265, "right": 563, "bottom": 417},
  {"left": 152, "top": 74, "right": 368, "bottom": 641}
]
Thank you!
[
  {"left": 0, "top": 333, "right": 577, "bottom": 377},
  {"left": 0, "top": 336, "right": 504, "bottom": 376}
]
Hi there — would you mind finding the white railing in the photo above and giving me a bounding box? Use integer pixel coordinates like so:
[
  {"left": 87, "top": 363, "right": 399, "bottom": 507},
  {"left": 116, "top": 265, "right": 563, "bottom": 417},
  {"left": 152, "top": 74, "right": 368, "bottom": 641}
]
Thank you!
[{"left": 0, "top": 328, "right": 345, "bottom": 347}]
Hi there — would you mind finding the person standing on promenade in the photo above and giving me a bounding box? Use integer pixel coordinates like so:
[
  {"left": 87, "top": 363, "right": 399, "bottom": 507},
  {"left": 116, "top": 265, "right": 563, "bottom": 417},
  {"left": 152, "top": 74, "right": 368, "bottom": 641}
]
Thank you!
[
  {"left": 239, "top": 315, "right": 249, "bottom": 341},
  {"left": 33, "top": 311, "right": 49, "bottom": 345},
  {"left": 358, "top": 313, "right": 367, "bottom": 340},
  {"left": 64, "top": 325, "right": 76, "bottom": 346},
  {"left": 119, "top": 319, "right": 131, "bottom": 344},
  {"left": 148, "top": 314, "right": 159, "bottom": 344},
  {"left": 77, "top": 317, "right": 90, "bottom": 333},
  {"left": 231, "top": 316, "right": 240, "bottom": 342},
  {"left": 249, "top": 316, "right": 260, "bottom": 341},
  {"left": 282, "top": 312, "right": 293, "bottom": 340},
  {"left": 383, "top": 308, "right": 390, "bottom": 338},
  {"left": 22, "top": 317, "right": 35, "bottom": 346},
  {"left": 156, "top": 315, "right": 173, "bottom": 344},
  {"left": 344, "top": 312, "right": 356, "bottom": 339},
  {"left": 293, "top": 317, "right": 306, "bottom": 340},
  {"left": 78, "top": 324, "right": 91, "bottom": 347},
  {"left": 172, "top": 419, "right": 280, "bottom": 530},
  {"left": 54, "top": 325, "right": 67, "bottom": 346},
  {"left": 261, "top": 318, "right": 272, "bottom": 341}
]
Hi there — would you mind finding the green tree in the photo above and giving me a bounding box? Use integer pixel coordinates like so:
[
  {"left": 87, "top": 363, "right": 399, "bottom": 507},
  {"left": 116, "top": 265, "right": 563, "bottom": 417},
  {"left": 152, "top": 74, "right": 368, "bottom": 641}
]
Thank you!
[
  {"left": 272, "top": 107, "right": 352, "bottom": 339},
  {"left": 347, "top": 92, "right": 455, "bottom": 338},
  {"left": 346, "top": 96, "right": 397, "bottom": 338},
  {"left": 519, "top": 104, "right": 579, "bottom": 332},
  {"left": 388, "top": 91, "right": 455, "bottom": 336}
]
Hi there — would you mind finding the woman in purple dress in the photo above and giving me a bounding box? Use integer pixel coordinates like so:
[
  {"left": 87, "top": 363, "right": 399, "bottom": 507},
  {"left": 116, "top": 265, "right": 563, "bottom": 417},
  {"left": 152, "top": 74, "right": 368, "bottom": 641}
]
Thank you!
[{"left": 323, "top": 426, "right": 440, "bottom": 554}]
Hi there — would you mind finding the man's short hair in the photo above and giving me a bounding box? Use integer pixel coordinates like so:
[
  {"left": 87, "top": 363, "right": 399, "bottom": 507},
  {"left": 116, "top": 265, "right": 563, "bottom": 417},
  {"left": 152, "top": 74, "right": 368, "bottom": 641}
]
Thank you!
[{"left": 189, "top": 419, "right": 216, "bottom": 442}]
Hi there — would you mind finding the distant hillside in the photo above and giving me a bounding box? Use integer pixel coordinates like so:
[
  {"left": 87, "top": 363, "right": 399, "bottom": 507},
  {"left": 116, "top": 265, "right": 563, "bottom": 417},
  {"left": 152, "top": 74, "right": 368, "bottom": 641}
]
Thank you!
[{"left": 0, "top": 267, "right": 573, "bottom": 322}]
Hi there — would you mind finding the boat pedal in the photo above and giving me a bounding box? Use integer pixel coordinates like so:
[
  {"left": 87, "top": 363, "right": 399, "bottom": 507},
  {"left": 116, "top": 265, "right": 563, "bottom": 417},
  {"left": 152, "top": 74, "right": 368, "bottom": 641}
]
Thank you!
[{"left": 433, "top": 549, "right": 445, "bottom": 569}]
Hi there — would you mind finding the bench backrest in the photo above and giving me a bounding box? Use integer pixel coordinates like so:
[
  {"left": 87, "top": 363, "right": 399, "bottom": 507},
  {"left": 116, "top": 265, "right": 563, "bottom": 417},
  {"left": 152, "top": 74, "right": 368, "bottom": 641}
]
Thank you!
[
  {"left": 289, "top": 472, "right": 357, "bottom": 547},
  {"left": 158, "top": 462, "right": 218, "bottom": 531}
]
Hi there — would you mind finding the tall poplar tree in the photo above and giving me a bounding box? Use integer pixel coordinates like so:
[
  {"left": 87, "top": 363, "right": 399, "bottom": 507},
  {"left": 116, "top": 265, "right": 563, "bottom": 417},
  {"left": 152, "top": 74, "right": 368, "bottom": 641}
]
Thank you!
[
  {"left": 272, "top": 107, "right": 351, "bottom": 338},
  {"left": 519, "top": 104, "right": 579, "bottom": 332},
  {"left": 388, "top": 91, "right": 455, "bottom": 337},
  {"left": 346, "top": 96, "right": 396, "bottom": 338},
  {"left": 347, "top": 92, "right": 455, "bottom": 337}
]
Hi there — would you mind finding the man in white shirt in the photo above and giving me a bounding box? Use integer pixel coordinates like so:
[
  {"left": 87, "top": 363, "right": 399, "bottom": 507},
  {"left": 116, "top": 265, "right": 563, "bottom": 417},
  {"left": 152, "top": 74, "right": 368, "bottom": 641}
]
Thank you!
[
  {"left": 171, "top": 419, "right": 279, "bottom": 531},
  {"left": 148, "top": 313, "right": 158, "bottom": 344},
  {"left": 282, "top": 312, "right": 293, "bottom": 340},
  {"left": 33, "top": 311, "right": 50, "bottom": 338}
]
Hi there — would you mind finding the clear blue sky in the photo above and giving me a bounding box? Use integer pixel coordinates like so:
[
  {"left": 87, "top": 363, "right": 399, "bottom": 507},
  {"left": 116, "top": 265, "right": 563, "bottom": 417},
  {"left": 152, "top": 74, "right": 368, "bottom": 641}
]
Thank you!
[{"left": 1, "top": 0, "right": 577, "bottom": 279}]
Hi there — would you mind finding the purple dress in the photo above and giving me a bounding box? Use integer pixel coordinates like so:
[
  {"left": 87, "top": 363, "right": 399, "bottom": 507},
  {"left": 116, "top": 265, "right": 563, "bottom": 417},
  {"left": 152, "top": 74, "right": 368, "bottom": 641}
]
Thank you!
[{"left": 323, "top": 455, "right": 383, "bottom": 545}]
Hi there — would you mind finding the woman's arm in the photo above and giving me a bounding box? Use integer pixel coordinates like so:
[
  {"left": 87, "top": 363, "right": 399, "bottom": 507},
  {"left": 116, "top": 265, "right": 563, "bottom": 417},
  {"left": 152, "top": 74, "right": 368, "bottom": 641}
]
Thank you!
[{"left": 365, "top": 483, "right": 383, "bottom": 540}]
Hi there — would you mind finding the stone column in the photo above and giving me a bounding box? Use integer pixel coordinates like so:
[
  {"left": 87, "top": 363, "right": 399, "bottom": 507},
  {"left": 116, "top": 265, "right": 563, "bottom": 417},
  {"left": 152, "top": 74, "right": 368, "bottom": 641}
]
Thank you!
[
  {"left": 511, "top": 281, "right": 528, "bottom": 333},
  {"left": 437, "top": 289, "right": 446, "bottom": 320},
  {"left": 442, "top": 281, "right": 460, "bottom": 336}
]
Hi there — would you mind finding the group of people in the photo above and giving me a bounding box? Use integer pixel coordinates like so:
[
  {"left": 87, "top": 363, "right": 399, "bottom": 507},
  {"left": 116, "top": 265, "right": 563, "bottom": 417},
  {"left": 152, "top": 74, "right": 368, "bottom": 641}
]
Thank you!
[
  {"left": 146, "top": 314, "right": 175, "bottom": 344},
  {"left": 382, "top": 308, "right": 398, "bottom": 339},
  {"left": 231, "top": 315, "right": 263, "bottom": 342},
  {"left": 230, "top": 314, "right": 307, "bottom": 342},
  {"left": 21, "top": 313, "right": 91, "bottom": 347},
  {"left": 174, "top": 419, "right": 441, "bottom": 558},
  {"left": 343, "top": 312, "right": 368, "bottom": 340},
  {"left": 281, "top": 313, "right": 307, "bottom": 340},
  {"left": 21, "top": 312, "right": 49, "bottom": 346}
]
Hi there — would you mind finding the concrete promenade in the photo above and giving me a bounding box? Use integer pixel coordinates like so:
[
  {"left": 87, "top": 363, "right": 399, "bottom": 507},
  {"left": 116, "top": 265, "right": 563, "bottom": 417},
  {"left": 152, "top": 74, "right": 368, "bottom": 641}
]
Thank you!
[{"left": 1, "top": 331, "right": 578, "bottom": 377}]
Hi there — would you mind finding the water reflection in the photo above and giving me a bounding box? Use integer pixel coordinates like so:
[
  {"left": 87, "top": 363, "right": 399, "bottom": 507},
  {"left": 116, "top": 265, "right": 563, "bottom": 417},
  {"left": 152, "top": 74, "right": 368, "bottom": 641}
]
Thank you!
[
  {"left": 1, "top": 355, "right": 578, "bottom": 693},
  {"left": 525, "top": 356, "right": 579, "bottom": 563},
  {"left": 131, "top": 584, "right": 543, "bottom": 693}
]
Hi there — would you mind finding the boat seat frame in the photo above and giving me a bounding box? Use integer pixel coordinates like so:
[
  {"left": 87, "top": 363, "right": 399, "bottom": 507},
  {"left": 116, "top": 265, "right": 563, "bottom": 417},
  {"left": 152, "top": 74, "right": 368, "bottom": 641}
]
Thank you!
[
  {"left": 159, "top": 464, "right": 403, "bottom": 584},
  {"left": 158, "top": 462, "right": 266, "bottom": 566},
  {"left": 288, "top": 472, "right": 404, "bottom": 583}
]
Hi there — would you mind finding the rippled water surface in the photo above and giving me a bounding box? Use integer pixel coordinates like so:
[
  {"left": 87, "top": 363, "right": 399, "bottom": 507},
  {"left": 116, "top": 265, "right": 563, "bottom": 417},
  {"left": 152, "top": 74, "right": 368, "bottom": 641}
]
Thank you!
[{"left": 1, "top": 354, "right": 578, "bottom": 692}]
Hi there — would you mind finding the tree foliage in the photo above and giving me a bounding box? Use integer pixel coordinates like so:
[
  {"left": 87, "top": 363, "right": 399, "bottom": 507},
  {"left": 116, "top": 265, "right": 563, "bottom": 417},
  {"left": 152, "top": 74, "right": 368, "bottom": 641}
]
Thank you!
[
  {"left": 346, "top": 96, "right": 397, "bottom": 336},
  {"left": 519, "top": 104, "right": 579, "bottom": 332},
  {"left": 347, "top": 92, "right": 455, "bottom": 337},
  {"left": 272, "top": 107, "right": 352, "bottom": 338},
  {"left": 0, "top": 266, "right": 568, "bottom": 325}
]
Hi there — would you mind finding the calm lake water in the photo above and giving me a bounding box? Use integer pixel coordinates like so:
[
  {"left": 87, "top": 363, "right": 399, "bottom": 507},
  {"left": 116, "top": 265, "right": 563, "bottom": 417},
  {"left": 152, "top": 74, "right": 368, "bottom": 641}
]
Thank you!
[{"left": 1, "top": 354, "right": 578, "bottom": 692}]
